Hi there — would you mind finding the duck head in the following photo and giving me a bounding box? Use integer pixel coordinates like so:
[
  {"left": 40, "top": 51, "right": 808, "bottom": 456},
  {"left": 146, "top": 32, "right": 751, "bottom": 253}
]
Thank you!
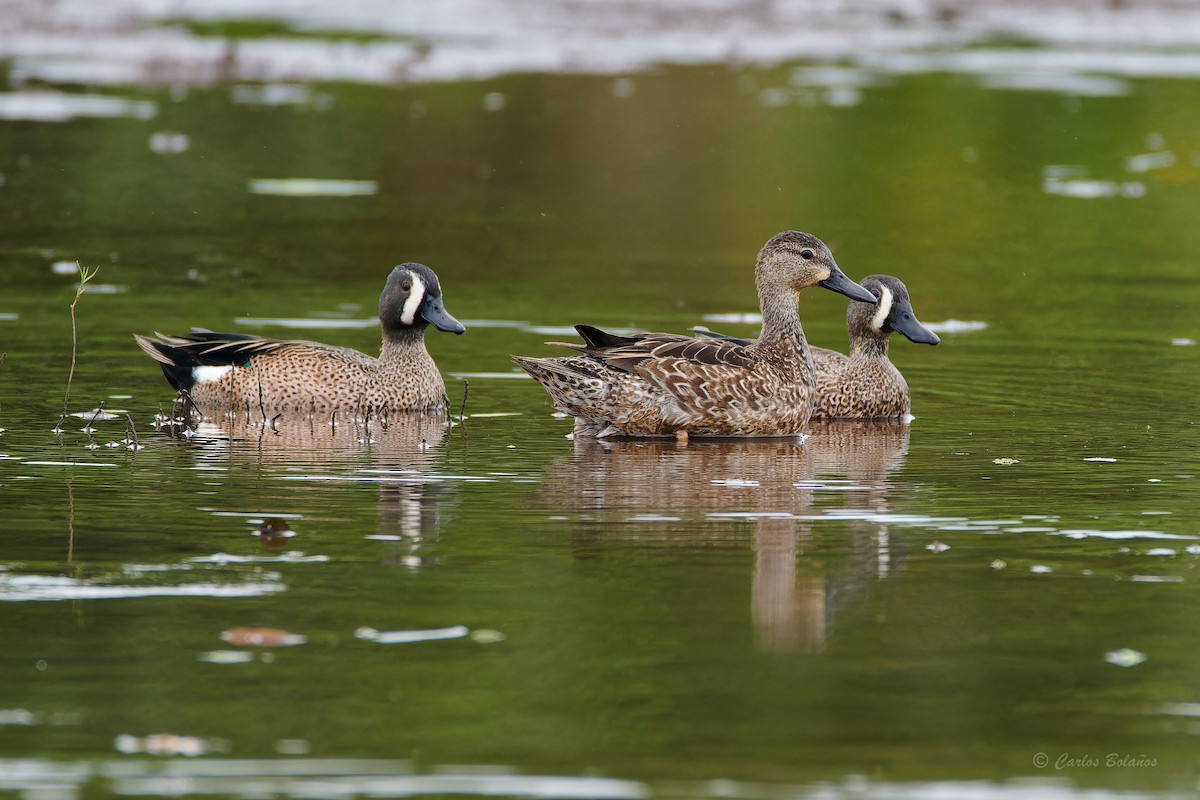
[
  {"left": 380, "top": 263, "right": 466, "bottom": 337},
  {"left": 853, "top": 274, "right": 939, "bottom": 345},
  {"left": 757, "top": 231, "right": 878, "bottom": 303}
]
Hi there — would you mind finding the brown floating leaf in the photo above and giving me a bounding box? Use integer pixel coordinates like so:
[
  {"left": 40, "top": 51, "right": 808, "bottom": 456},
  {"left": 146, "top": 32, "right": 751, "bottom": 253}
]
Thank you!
[
  {"left": 257, "top": 517, "right": 297, "bottom": 546},
  {"left": 221, "top": 627, "right": 306, "bottom": 647}
]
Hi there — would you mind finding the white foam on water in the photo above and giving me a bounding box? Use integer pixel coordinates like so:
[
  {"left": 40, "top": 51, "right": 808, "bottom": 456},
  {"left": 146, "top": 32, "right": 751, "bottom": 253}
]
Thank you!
[
  {"left": 1125, "top": 151, "right": 1176, "bottom": 172},
  {"left": 234, "top": 316, "right": 378, "bottom": 328},
  {"left": 1053, "top": 530, "right": 1198, "bottom": 540},
  {"left": 449, "top": 371, "right": 533, "bottom": 379},
  {"left": 356, "top": 625, "right": 470, "bottom": 644},
  {"left": 924, "top": 319, "right": 988, "bottom": 333},
  {"left": 702, "top": 312, "right": 762, "bottom": 325},
  {"left": 1043, "top": 178, "right": 1145, "bottom": 198},
  {"left": 199, "top": 650, "right": 255, "bottom": 664},
  {"left": 231, "top": 84, "right": 317, "bottom": 106},
  {"left": 0, "top": 91, "right": 156, "bottom": 121},
  {"left": 977, "top": 71, "right": 1130, "bottom": 96},
  {"left": 460, "top": 319, "right": 529, "bottom": 328},
  {"left": 248, "top": 179, "right": 377, "bottom": 196},
  {"left": 0, "top": 574, "right": 285, "bottom": 602}
]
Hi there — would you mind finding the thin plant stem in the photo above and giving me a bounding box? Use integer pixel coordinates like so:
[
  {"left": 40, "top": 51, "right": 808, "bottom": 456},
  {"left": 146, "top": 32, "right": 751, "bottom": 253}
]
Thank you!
[
  {"left": 458, "top": 378, "right": 470, "bottom": 440},
  {"left": 61, "top": 263, "right": 99, "bottom": 423}
]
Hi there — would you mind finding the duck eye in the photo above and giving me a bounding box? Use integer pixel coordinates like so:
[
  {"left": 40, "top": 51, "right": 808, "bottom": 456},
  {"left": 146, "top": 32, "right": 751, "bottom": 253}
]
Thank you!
[
  {"left": 800, "top": 249, "right": 814, "bottom": 260},
  {"left": 401, "top": 282, "right": 412, "bottom": 292}
]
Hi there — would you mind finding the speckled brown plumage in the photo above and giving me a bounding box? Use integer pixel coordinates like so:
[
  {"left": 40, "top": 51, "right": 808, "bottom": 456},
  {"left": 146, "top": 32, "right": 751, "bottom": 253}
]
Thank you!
[
  {"left": 698, "top": 274, "right": 939, "bottom": 420},
  {"left": 134, "top": 263, "right": 464, "bottom": 417},
  {"left": 513, "top": 231, "right": 878, "bottom": 437},
  {"left": 810, "top": 275, "right": 938, "bottom": 419}
]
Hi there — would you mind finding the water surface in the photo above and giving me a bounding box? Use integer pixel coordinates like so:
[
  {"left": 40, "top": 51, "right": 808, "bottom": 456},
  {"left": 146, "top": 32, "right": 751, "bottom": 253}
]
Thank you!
[{"left": 1, "top": 58, "right": 1199, "bottom": 799}]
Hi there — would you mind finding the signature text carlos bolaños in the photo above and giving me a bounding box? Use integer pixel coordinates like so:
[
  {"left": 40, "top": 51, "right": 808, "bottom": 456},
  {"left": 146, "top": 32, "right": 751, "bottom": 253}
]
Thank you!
[{"left": 1033, "top": 752, "right": 1157, "bottom": 769}]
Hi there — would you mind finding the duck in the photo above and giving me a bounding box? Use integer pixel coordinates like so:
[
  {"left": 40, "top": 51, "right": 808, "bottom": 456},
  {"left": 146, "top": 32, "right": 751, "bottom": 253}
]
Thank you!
[
  {"left": 512, "top": 231, "right": 877, "bottom": 439},
  {"left": 134, "top": 262, "right": 465, "bottom": 416},
  {"left": 695, "top": 274, "right": 939, "bottom": 419}
]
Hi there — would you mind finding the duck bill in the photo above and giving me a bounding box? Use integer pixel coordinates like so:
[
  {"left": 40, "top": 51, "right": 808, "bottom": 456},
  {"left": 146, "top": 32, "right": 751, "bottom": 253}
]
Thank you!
[
  {"left": 892, "top": 310, "right": 940, "bottom": 345},
  {"left": 819, "top": 268, "right": 878, "bottom": 304},
  {"left": 421, "top": 296, "right": 466, "bottom": 334}
]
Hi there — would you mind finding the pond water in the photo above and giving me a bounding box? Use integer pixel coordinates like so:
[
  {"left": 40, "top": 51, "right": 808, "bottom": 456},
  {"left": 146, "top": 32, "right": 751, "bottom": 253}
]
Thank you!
[{"left": 2, "top": 57, "right": 1200, "bottom": 799}]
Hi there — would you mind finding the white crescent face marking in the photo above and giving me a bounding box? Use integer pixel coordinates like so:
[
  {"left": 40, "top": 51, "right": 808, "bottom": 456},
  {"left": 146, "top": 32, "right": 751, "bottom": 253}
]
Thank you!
[
  {"left": 870, "top": 285, "right": 894, "bottom": 331},
  {"left": 194, "top": 365, "right": 233, "bottom": 384},
  {"left": 399, "top": 272, "right": 427, "bottom": 326}
]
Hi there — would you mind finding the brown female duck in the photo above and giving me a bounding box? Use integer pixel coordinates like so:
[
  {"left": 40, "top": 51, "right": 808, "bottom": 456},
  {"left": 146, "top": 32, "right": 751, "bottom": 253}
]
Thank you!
[
  {"left": 513, "top": 231, "right": 877, "bottom": 439},
  {"left": 699, "top": 274, "right": 939, "bottom": 420}
]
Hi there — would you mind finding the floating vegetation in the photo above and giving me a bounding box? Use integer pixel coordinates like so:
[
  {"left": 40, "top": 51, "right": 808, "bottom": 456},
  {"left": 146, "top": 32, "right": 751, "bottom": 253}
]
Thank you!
[
  {"left": 256, "top": 518, "right": 298, "bottom": 546},
  {"left": 221, "top": 627, "right": 306, "bottom": 647}
]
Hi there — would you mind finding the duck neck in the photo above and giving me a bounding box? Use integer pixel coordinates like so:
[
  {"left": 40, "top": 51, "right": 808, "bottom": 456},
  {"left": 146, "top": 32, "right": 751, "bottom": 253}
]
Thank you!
[
  {"left": 850, "top": 334, "right": 889, "bottom": 360},
  {"left": 380, "top": 325, "right": 429, "bottom": 363},
  {"left": 755, "top": 283, "right": 807, "bottom": 354}
]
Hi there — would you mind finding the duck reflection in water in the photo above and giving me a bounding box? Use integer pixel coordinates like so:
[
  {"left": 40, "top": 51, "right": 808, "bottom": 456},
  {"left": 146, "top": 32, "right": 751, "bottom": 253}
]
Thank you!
[
  {"left": 539, "top": 421, "right": 910, "bottom": 653},
  {"left": 164, "top": 411, "right": 452, "bottom": 556}
]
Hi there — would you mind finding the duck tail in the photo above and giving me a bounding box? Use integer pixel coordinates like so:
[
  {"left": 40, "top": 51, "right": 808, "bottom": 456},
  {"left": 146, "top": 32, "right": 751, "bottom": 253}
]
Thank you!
[{"left": 133, "top": 333, "right": 199, "bottom": 392}]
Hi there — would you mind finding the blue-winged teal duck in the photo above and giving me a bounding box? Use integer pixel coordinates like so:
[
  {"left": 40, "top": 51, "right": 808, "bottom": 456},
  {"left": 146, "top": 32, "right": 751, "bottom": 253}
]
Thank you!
[
  {"left": 698, "top": 274, "right": 938, "bottom": 420},
  {"left": 512, "top": 231, "right": 877, "bottom": 439},
  {"left": 134, "top": 263, "right": 464, "bottom": 415}
]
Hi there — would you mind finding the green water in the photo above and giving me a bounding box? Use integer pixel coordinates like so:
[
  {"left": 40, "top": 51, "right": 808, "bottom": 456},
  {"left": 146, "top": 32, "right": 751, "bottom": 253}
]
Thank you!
[{"left": 1, "top": 66, "right": 1200, "bottom": 798}]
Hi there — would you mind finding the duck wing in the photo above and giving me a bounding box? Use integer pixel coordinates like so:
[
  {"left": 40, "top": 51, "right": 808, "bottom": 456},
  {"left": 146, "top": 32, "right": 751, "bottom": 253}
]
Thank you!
[{"left": 553, "top": 324, "right": 757, "bottom": 373}]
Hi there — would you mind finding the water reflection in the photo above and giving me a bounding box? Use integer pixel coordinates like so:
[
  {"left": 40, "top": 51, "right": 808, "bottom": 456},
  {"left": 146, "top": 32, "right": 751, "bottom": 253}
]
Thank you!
[
  {"left": 541, "top": 422, "right": 910, "bottom": 652},
  {"left": 168, "top": 412, "right": 454, "bottom": 556},
  {"left": 172, "top": 409, "right": 449, "bottom": 463}
]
